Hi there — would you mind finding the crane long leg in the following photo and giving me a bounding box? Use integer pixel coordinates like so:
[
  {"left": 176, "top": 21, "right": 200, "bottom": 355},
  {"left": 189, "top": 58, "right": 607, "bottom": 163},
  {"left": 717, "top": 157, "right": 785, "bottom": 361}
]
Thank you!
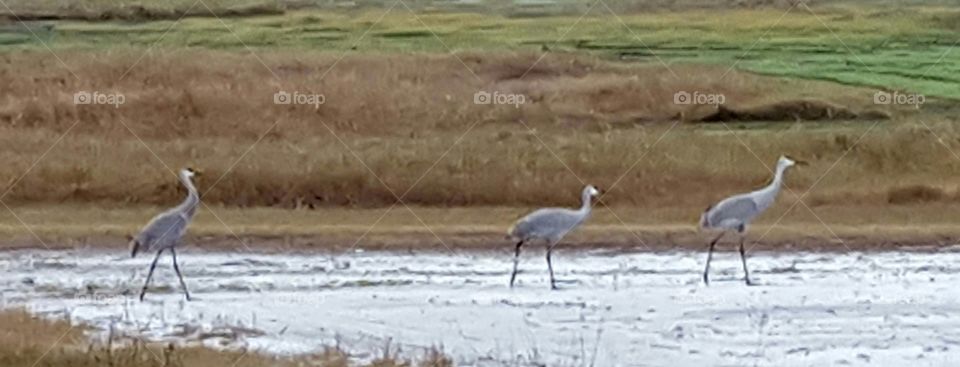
[
  {"left": 739, "top": 236, "right": 753, "bottom": 286},
  {"left": 140, "top": 249, "right": 164, "bottom": 301},
  {"left": 509, "top": 240, "right": 524, "bottom": 288},
  {"left": 170, "top": 247, "right": 192, "bottom": 301},
  {"left": 702, "top": 232, "right": 725, "bottom": 285},
  {"left": 546, "top": 242, "right": 558, "bottom": 290}
]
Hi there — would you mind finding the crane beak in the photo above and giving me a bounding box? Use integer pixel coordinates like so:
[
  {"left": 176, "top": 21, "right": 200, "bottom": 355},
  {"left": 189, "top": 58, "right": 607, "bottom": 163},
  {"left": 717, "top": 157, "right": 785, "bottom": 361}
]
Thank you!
[{"left": 795, "top": 160, "right": 809, "bottom": 166}]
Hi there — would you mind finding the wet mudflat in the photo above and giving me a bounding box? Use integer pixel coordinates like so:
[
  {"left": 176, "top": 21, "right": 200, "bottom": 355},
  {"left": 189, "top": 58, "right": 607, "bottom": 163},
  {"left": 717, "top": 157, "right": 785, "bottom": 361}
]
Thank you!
[{"left": 2, "top": 247, "right": 959, "bottom": 366}]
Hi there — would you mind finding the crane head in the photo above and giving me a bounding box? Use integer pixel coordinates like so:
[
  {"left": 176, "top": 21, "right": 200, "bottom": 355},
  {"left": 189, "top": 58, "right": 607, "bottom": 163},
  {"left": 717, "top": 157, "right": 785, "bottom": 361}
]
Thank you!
[
  {"left": 779, "top": 155, "right": 807, "bottom": 168},
  {"left": 585, "top": 185, "right": 601, "bottom": 197},
  {"left": 182, "top": 167, "right": 202, "bottom": 178}
]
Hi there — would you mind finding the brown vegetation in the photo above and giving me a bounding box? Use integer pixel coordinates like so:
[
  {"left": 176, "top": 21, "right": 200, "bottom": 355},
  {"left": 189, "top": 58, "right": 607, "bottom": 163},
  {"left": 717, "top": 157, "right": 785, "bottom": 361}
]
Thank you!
[
  {"left": 0, "top": 0, "right": 819, "bottom": 22},
  {"left": 887, "top": 184, "right": 948, "bottom": 204},
  {"left": 0, "top": 4, "right": 283, "bottom": 22},
  {"left": 0, "top": 309, "right": 452, "bottom": 367},
  {"left": 1, "top": 50, "right": 943, "bottom": 213},
  {"left": 697, "top": 99, "right": 890, "bottom": 122}
]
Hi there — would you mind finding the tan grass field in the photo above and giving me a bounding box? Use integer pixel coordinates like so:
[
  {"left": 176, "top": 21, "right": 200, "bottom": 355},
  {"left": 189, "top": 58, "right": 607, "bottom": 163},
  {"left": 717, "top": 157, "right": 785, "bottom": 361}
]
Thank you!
[
  {"left": 0, "top": 50, "right": 951, "bottom": 208},
  {"left": 1, "top": 50, "right": 959, "bottom": 250}
]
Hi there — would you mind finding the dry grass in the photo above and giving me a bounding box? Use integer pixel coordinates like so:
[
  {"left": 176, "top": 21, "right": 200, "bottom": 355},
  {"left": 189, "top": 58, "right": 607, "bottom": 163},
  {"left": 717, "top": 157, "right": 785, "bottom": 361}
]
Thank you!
[
  {"left": 2, "top": 50, "right": 946, "bottom": 212},
  {"left": 2, "top": 50, "right": 960, "bottom": 249},
  {"left": 0, "top": 50, "right": 833, "bottom": 137},
  {"left": 0, "top": 309, "right": 452, "bottom": 367}
]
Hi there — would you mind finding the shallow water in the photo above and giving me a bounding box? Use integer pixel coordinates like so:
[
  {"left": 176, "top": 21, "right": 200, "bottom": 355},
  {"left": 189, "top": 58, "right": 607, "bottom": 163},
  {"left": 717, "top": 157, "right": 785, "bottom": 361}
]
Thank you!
[{"left": 2, "top": 248, "right": 960, "bottom": 366}]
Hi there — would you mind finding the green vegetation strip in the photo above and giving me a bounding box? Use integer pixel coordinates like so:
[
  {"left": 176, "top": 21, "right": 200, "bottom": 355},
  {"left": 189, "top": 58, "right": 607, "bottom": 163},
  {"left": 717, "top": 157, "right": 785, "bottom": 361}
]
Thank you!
[{"left": 1, "top": 7, "right": 958, "bottom": 97}]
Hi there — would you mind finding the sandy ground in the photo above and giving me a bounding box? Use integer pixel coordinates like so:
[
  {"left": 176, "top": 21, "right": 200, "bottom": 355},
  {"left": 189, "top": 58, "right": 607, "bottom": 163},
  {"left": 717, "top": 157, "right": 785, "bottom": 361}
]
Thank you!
[{"left": 3, "top": 247, "right": 960, "bottom": 366}]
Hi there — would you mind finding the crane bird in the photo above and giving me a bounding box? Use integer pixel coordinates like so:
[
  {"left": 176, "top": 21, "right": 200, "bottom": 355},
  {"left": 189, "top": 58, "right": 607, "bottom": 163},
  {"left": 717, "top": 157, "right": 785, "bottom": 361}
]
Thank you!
[
  {"left": 507, "top": 185, "right": 601, "bottom": 290},
  {"left": 700, "top": 155, "right": 804, "bottom": 285},
  {"left": 130, "top": 167, "right": 201, "bottom": 301}
]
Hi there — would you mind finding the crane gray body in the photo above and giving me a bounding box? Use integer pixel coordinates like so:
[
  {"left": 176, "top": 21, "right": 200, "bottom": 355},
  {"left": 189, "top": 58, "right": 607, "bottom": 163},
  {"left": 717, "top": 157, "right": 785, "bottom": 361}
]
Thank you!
[
  {"left": 131, "top": 168, "right": 200, "bottom": 301},
  {"left": 700, "top": 192, "right": 769, "bottom": 233},
  {"left": 700, "top": 156, "right": 799, "bottom": 285},
  {"left": 509, "top": 207, "right": 586, "bottom": 243},
  {"left": 507, "top": 185, "right": 600, "bottom": 289},
  {"left": 132, "top": 205, "right": 196, "bottom": 255}
]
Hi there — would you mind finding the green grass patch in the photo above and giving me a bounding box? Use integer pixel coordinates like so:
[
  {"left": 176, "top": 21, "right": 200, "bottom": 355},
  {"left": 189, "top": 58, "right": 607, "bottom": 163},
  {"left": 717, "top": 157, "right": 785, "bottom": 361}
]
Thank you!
[{"left": 2, "top": 7, "right": 959, "bottom": 97}]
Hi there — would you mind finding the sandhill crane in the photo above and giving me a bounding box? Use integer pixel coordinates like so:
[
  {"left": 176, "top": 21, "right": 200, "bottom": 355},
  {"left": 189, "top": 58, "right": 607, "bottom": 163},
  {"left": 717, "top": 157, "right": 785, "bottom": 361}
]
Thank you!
[
  {"left": 507, "top": 185, "right": 601, "bottom": 290},
  {"left": 131, "top": 167, "right": 201, "bottom": 301},
  {"left": 700, "top": 156, "right": 804, "bottom": 285}
]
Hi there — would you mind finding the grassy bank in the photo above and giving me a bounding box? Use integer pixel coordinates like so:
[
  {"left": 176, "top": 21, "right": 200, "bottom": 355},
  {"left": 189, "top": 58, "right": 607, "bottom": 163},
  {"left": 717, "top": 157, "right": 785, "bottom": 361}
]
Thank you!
[{"left": 0, "top": 309, "right": 451, "bottom": 367}]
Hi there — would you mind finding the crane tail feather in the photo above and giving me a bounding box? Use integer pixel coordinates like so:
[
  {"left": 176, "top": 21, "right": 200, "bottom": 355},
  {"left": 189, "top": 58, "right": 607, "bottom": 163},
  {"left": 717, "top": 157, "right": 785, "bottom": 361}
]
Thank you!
[{"left": 699, "top": 205, "right": 713, "bottom": 229}]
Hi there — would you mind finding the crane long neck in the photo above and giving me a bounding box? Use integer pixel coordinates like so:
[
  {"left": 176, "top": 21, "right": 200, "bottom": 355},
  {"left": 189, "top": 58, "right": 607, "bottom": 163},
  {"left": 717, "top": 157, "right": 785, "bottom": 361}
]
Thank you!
[
  {"left": 762, "top": 164, "right": 787, "bottom": 197},
  {"left": 176, "top": 173, "right": 199, "bottom": 217},
  {"left": 579, "top": 190, "right": 593, "bottom": 215}
]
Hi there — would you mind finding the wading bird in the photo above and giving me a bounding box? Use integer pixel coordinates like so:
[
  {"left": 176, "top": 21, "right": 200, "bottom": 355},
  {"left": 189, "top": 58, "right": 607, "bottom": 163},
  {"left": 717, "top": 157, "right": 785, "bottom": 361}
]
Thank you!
[
  {"left": 700, "top": 156, "right": 804, "bottom": 285},
  {"left": 507, "top": 185, "right": 601, "bottom": 289},
  {"left": 131, "top": 167, "right": 201, "bottom": 301}
]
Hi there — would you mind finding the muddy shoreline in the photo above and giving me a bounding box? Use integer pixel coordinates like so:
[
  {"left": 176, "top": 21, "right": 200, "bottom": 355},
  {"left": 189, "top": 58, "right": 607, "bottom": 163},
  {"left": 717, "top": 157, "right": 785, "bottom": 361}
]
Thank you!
[{"left": 2, "top": 230, "right": 958, "bottom": 254}]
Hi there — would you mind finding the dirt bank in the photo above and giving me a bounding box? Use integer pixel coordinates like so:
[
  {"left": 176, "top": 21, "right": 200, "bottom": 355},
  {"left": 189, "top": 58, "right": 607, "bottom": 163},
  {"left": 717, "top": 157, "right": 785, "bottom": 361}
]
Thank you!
[
  {"left": 2, "top": 205, "right": 959, "bottom": 253},
  {"left": 3, "top": 228, "right": 958, "bottom": 254}
]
